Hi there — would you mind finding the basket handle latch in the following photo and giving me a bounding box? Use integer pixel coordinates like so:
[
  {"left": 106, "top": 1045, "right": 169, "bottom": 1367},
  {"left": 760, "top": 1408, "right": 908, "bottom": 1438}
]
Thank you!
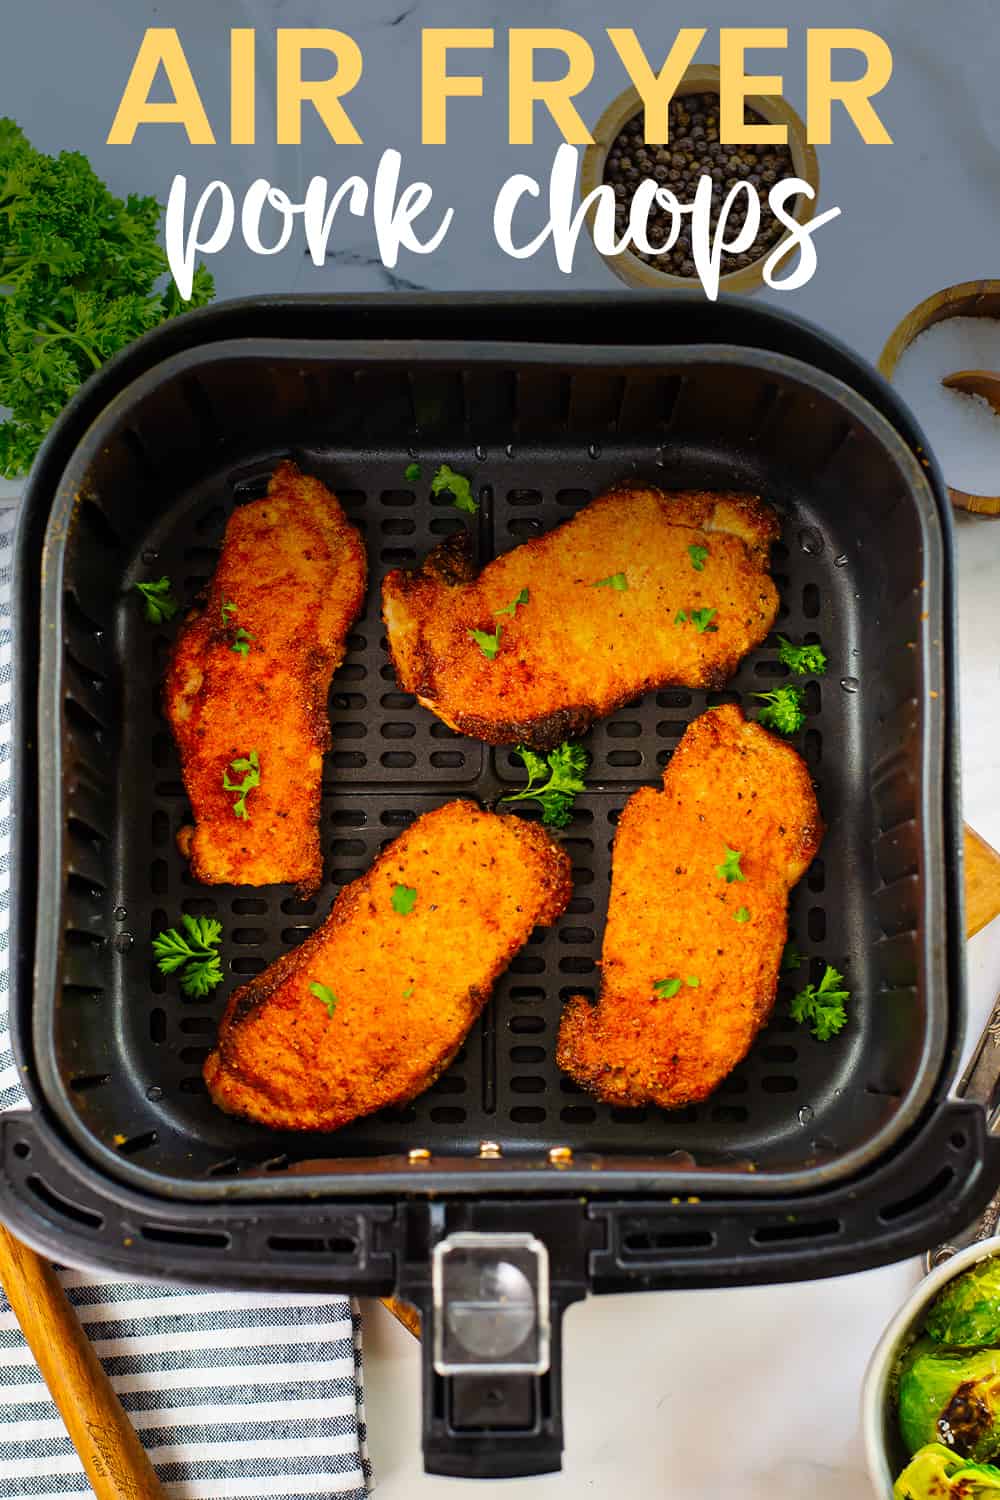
[{"left": 401, "top": 1215, "right": 588, "bottom": 1478}]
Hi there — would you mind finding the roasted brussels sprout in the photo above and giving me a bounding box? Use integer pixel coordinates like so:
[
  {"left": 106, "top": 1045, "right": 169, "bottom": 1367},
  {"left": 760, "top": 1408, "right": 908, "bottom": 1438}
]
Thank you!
[
  {"left": 894, "top": 1443, "right": 1000, "bottom": 1498},
  {"left": 927, "top": 1261, "right": 1000, "bottom": 1348},
  {"left": 898, "top": 1338, "right": 1000, "bottom": 1464}
]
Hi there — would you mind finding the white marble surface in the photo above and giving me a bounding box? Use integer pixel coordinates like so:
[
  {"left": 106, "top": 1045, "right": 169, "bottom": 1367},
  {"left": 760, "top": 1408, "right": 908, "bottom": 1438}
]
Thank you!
[{"left": 1, "top": 1, "right": 999, "bottom": 1494}]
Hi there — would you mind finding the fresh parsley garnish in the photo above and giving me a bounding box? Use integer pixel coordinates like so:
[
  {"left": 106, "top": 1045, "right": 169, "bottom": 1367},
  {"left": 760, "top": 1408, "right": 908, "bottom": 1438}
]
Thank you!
[
  {"left": 674, "top": 610, "right": 688, "bottom": 626},
  {"left": 222, "top": 750, "right": 260, "bottom": 819},
  {"left": 0, "top": 118, "right": 214, "bottom": 478},
  {"left": 688, "top": 544, "right": 709, "bottom": 572},
  {"left": 653, "top": 977, "right": 682, "bottom": 999},
  {"left": 402, "top": 985, "right": 414, "bottom": 998},
  {"left": 152, "top": 915, "right": 223, "bottom": 997},
  {"left": 686, "top": 975, "right": 700, "bottom": 988},
  {"left": 310, "top": 981, "right": 337, "bottom": 1017},
  {"left": 469, "top": 625, "right": 502, "bottom": 660},
  {"left": 781, "top": 940, "right": 802, "bottom": 971},
  {"left": 221, "top": 599, "right": 237, "bottom": 624},
  {"left": 392, "top": 884, "right": 418, "bottom": 915},
  {"left": 404, "top": 461, "right": 422, "bottom": 483},
  {"left": 735, "top": 906, "right": 750, "bottom": 924},
  {"left": 134, "top": 577, "right": 178, "bottom": 625},
  {"left": 716, "top": 846, "right": 745, "bottom": 883},
  {"left": 230, "top": 627, "right": 253, "bottom": 658},
  {"left": 495, "top": 587, "right": 529, "bottom": 617},
  {"left": 500, "top": 741, "right": 589, "bottom": 829},
  {"left": 777, "top": 636, "right": 827, "bottom": 676},
  {"left": 790, "top": 964, "right": 850, "bottom": 1041},
  {"left": 690, "top": 607, "right": 718, "bottom": 634},
  {"left": 754, "top": 684, "right": 806, "bottom": 735},
  {"left": 431, "top": 463, "right": 477, "bottom": 514},
  {"left": 592, "top": 572, "right": 628, "bottom": 591}
]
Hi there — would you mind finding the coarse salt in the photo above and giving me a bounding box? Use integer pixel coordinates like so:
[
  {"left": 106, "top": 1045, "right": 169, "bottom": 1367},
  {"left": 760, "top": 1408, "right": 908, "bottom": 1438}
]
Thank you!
[{"left": 891, "top": 316, "right": 1000, "bottom": 497}]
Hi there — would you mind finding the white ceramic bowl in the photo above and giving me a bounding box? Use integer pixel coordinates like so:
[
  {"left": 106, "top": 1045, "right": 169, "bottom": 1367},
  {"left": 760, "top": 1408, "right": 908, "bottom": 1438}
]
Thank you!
[{"left": 862, "top": 1236, "right": 1000, "bottom": 1496}]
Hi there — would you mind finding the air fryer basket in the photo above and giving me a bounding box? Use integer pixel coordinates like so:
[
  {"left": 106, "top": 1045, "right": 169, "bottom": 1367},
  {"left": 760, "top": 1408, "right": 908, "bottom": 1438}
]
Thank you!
[{"left": 5, "top": 298, "right": 995, "bottom": 1478}]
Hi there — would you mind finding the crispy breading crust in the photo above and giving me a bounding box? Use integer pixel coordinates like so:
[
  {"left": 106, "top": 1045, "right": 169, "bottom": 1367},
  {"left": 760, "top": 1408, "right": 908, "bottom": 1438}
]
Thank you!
[
  {"left": 204, "top": 802, "right": 573, "bottom": 1131},
  {"left": 556, "top": 705, "right": 823, "bottom": 1110},
  {"left": 164, "top": 462, "right": 366, "bottom": 894},
  {"left": 382, "top": 485, "right": 780, "bottom": 750}
]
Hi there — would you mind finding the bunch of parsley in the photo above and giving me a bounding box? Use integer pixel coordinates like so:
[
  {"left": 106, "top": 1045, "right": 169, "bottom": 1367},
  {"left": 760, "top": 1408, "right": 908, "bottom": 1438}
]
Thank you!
[{"left": 0, "top": 118, "right": 214, "bottom": 476}]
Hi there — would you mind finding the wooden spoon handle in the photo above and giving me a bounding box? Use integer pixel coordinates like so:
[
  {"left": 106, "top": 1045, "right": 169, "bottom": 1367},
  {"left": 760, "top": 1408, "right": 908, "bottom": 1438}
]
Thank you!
[{"left": 0, "top": 1224, "right": 165, "bottom": 1499}]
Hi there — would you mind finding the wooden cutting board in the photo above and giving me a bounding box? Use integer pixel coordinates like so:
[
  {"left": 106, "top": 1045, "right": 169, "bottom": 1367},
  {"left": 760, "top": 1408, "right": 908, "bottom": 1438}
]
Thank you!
[
  {"left": 965, "top": 824, "right": 1000, "bottom": 938},
  {"left": 380, "top": 823, "right": 1000, "bottom": 1342}
]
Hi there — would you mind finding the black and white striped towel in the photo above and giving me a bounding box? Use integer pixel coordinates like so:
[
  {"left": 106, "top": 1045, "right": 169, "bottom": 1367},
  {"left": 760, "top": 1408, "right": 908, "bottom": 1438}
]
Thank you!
[{"left": 0, "top": 512, "right": 372, "bottom": 1499}]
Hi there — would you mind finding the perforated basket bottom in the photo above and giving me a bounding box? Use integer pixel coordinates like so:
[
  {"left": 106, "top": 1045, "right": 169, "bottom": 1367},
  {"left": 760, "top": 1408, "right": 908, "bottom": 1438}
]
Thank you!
[{"left": 64, "top": 438, "right": 887, "bottom": 1183}]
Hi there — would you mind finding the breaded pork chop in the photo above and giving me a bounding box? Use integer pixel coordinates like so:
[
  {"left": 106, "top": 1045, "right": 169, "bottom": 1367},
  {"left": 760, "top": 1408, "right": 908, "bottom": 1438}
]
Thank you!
[
  {"left": 204, "top": 802, "right": 573, "bottom": 1131},
  {"left": 165, "top": 462, "right": 366, "bottom": 894},
  {"left": 557, "top": 705, "right": 822, "bottom": 1109},
  {"left": 382, "top": 484, "right": 779, "bottom": 750}
]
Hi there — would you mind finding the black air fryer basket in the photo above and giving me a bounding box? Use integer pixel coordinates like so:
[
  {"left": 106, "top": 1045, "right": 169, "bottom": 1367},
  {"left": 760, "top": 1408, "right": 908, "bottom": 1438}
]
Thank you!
[{"left": 6, "top": 294, "right": 997, "bottom": 1478}]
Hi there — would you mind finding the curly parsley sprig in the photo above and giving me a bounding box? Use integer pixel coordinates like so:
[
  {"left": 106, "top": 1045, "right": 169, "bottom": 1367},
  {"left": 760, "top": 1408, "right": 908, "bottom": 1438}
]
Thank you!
[
  {"left": 500, "top": 741, "right": 589, "bottom": 829},
  {"left": 777, "top": 636, "right": 827, "bottom": 676},
  {"left": 0, "top": 117, "right": 214, "bottom": 477},
  {"left": 754, "top": 684, "right": 806, "bottom": 735},
  {"left": 790, "top": 964, "right": 851, "bottom": 1041},
  {"left": 152, "top": 915, "right": 223, "bottom": 997},
  {"left": 134, "top": 577, "right": 178, "bottom": 625},
  {"left": 431, "top": 463, "right": 477, "bottom": 514}
]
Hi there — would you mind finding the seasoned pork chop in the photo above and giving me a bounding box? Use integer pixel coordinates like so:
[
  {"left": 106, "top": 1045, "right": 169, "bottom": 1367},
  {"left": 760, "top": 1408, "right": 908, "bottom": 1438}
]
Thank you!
[
  {"left": 382, "top": 484, "right": 779, "bottom": 749},
  {"left": 557, "top": 705, "right": 822, "bottom": 1108},
  {"left": 204, "top": 802, "right": 573, "bottom": 1131},
  {"left": 165, "top": 462, "right": 366, "bottom": 893}
]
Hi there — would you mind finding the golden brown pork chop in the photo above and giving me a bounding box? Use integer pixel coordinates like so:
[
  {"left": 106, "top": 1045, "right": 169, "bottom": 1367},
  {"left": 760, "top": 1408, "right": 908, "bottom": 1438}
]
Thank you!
[
  {"left": 203, "top": 802, "right": 573, "bottom": 1131},
  {"left": 557, "top": 705, "right": 822, "bottom": 1109},
  {"left": 165, "top": 462, "right": 366, "bottom": 894},
  {"left": 382, "top": 484, "right": 779, "bottom": 749}
]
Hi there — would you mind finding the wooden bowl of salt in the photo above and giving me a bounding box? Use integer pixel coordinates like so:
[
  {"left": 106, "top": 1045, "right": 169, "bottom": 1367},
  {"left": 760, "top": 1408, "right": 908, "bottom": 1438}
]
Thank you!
[{"left": 880, "top": 279, "right": 1000, "bottom": 516}]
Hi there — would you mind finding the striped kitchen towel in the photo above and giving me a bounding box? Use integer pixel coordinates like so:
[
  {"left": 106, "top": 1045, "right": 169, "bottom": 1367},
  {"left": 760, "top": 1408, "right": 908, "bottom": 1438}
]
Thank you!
[{"left": 0, "top": 511, "right": 372, "bottom": 1498}]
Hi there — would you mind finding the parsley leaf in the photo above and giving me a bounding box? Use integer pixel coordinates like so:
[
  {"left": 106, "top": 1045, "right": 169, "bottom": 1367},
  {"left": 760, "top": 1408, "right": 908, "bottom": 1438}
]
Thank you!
[
  {"left": 777, "top": 635, "right": 827, "bottom": 677},
  {"left": 734, "top": 906, "right": 750, "bottom": 923},
  {"left": 716, "top": 846, "right": 745, "bottom": 883},
  {"left": 134, "top": 577, "right": 178, "bottom": 625},
  {"left": 654, "top": 977, "right": 682, "bottom": 998},
  {"left": 674, "top": 610, "right": 688, "bottom": 626},
  {"left": 152, "top": 914, "right": 223, "bottom": 997},
  {"left": 688, "top": 543, "right": 709, "bottom": 571},
  {"left": 431, "top": 463, "right": 477, "bottom": 514},
  {"left": 221, "top": 599, "right": 237, "bottom": 623},
  {"left": 686, "top": 975, "right": 700, "bottom": 987},
  {"left": 495, "top": 587, "right": 529, "bottom": 617},
  {"left": 690, "top": 607, "right": 718, "bottom": 634},
  {"left": 781, "top": 940, "right": 802, "bottom": 971},
  {"left": 790, "top": 964, "right": 851, "bottom": 1041},
  {"left": 592, "top": 572, "right": 628, "bottom": 591},
  {"left": 392, "top": 884, "right": 418, "bottom": 915},
  {"left": 310, "top": 981, "right": 337, "bottom": 1017},
  {"left": 402, "top": 985, "right": 414, "bottom": 998},
  {"left": 500, "top": 740, "right": 589, "bottom": 829},
  {"left": 469, "top": 625, "right": 502, "bottom": 660},
  {"left": 0, "top": 119, "right": 214, "bottom": 477},
  {"left": 754, "top": 684, "right": 806, "bottom": 735},
  {"left": 230, "top": 627, "right": 253, "bottom": 658},
  {"left": 404, "top": 461, "right": 422, "bottom": 482},
  {"left": 222, "top": 749, "right": 260, "bottom": 820}
]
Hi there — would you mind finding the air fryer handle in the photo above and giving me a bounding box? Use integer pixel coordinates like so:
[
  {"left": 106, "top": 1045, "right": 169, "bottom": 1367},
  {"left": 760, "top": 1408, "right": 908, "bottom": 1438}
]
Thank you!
[
  {"left": 417, "top": 1287, "right": 577, "bottom": 1479},
  {"left": 397, "top": 1206, "right": 591, "bottom": 1478}
]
